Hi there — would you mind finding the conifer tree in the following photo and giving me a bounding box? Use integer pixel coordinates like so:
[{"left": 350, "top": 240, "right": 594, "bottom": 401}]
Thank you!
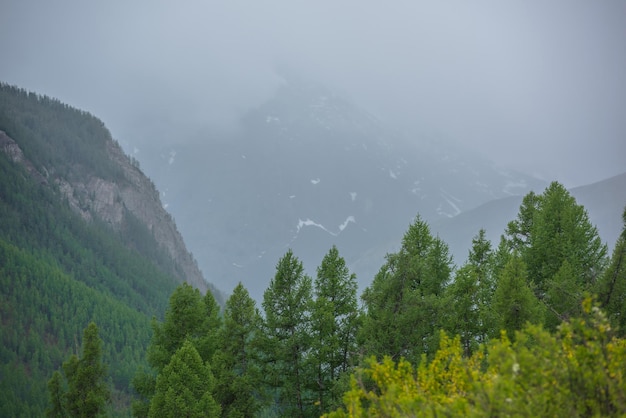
[
  {"left": 360, "top": 215, "right": 452, "bottom": 364},
  {"left": 261, "top": 249, "right": 313, "bottom": 417},
  {"left": 213, "top": 282, "right": 263, "bottom": 417},
  {"left": 492, "top": 255, "right": 544, "bottom": 340},
  {"left": 148, "top": 339, "right": 220, "bottom": 418},
  {"left": 133, "top": 283, "right": 222, "bottom": 417},
  {"left": 504, "top": 182, "right": 607, "bottom": 332},
  {"left": 443, "top": 265, "right": 482, "bottom": 356},
  {"left": 197, "top": 289, "right": 223, "bottom": 362},
  {"left": 61, "top": 321, "right": 110, "bottom": 417},
  {"left": 46, "top": 371, "right": 65, "bottom": 418},
  {"left": 595, "top": 206, "right": 626, "bottom": 335},
  {"left": 506, "top": 182, "right": 607, "bottom": 302},
  {"left": 310, "top": 246, "right": 360, "bottom": 415}
]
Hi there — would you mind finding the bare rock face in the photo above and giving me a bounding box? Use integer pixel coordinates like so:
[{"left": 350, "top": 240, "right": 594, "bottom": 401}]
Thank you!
[
  {"left": 0, "top": 129, "right": 208, "bottom": 293},
  {"left": 0, "top": 130, "right": 47, "bottom": 184}
]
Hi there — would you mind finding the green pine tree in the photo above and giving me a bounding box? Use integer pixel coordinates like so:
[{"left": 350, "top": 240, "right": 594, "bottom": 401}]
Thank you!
[
  {"left": 213, "top": 282, "right": 263, "bottom": 417},
  {"left": 310, "top": 246, "right": 360, "bottom": 415},
  {"left": 492, "top": 255, "right": 544, "bottom": 340},
  {"left": 134, "top": 283, "right": 221, "bottom": 417},
  {"left": 148, "top": 339, "right": 220, "bottom": 418},
  {"left": 62, "top": 322, "right": 110, "bottom": 418},
  {"left": 46, "top": 371, "right": 65, "bottom": 418},
  {"left": 261, "top": 249, "right": 313, "bottom": 417},
  {"left": 595, "top": 206, "right": 626, "bottom": 335},
  {"left": 360, "top": 215, "right": 452, "bottom": 364}
]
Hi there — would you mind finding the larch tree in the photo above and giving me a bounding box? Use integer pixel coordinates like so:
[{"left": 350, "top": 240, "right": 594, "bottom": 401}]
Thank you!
[
  {"left": 61, "top": 321, "right": 110, "bottom": 418},
  {"left": 505, "top": 182, "right": 607, "bottom": 329},
  {"left": 310, "top": 245, "right": 360, "bottom": 415},
  {"left": 595, "top": 206, "right": 626, "bottom": 335},
  {"left": 360, "top": 215, "right": 452, "bottom": 365},
  {"left": 213, "top": 282, "right": 263, "bottom": 418},
  {"left": 261, "top": 249, "right": 313, "bottom": 417},
  {"left": 492, "top": 255, "right": 544, "bottom": 340}
]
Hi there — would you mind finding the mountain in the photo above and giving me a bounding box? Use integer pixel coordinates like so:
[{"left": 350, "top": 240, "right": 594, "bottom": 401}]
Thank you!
[
  {"left": 0, "top": 83, "right": 218, "bottom": 415},
  {"left": 133, "top": 78, "right": 546, "bottom": 299},
  {"left": 431, "top": 172, "right": 626, "bottom": 265}
]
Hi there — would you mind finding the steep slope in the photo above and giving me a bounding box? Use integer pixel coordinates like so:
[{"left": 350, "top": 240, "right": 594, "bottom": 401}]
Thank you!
[
  {"left": 0, "top": 83, "right": 213, "bottom": 294},
  {"left": 0, "top": 83, "right": 220, "bottom": 415},
  {"left": 134, "top": 78, "right": 545, "bottom": 298}
]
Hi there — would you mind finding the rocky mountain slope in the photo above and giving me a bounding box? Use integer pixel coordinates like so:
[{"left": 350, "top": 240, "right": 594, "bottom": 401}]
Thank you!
[
  {"left": 133, "top": 78, "right": 546, "bottom": 298},
  {"left": 0, "top": 83, "right": 214, "bottom": 295}
]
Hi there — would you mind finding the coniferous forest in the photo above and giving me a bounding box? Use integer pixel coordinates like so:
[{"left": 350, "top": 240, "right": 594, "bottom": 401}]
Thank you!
[{"left": 1, "top": 83, "right": 626, "bottom": 417}]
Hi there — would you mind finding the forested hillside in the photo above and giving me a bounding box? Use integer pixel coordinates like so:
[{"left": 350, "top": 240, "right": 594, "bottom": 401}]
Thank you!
[{"left": 0, "top": 83, "right": 215, "bottom": 416}]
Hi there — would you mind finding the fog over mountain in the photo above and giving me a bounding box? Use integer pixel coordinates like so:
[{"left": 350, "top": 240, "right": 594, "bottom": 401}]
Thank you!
[
  {"left": 1, "top": 1, "right": 625, "bottom": 188},
  {"left": 2, "top": 2, "right": 625, "bottom": 298},
  {"left": 134, "top": 78, "right": 550, "bottom": 298}
]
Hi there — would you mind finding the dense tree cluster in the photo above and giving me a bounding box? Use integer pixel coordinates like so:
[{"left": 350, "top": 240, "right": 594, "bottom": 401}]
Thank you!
[{"left": 128, "top": 183, "right": 626, "bottom": 417}]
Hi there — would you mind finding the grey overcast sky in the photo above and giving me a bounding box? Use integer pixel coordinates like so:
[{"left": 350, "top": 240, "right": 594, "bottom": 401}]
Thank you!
[{"left": 1, "top": 0, "right": 625, "bottom": 187}]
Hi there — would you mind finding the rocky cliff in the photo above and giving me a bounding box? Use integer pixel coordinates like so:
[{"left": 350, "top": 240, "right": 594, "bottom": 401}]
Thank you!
[{"left": 0, "top": 128, "right": 209, "bottom": 294}]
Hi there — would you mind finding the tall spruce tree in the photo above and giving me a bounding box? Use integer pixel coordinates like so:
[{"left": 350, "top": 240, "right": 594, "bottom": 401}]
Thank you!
[
  {"left": 261, "top": 249, "right": 313, "bottom": 417},
  {"left": 55, "top": 321, "right": 110, "bottom": 418},
  {"left": 360, "top": 215, "right": 452, "bottom": 365},
  {"left": 310, "top": 246, "right": 360, "bottom": 415},
  {"left": 213, "top": 282, "right": 263, "bottom": 417}
]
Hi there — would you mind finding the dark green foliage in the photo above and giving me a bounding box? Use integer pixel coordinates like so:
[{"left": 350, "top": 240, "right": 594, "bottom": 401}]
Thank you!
[
  {"left": 261, "top": 249, "right": 313, "bottom": 417},
  {"left": 310, "top": 246, "right": 360, "bottom": 415},
  {"left": 134, "top": 283, "right": 222, "bottom": 416},
  {"left": 46, "top": 371, "right": 65, "bottom": 418},
  {"left": 0, "top": 84, "right": 192, "bottom": 415},
  {"left": 0, "top": 239, "right": 152, "bottom": 415},
  {"left": 506, "top": 182, "right": 607, "bottom": 324},
  {"left": 0, "top": 82, "right": 122, "bottom": 181},
  {"left": 595, "top": 206, "right": 626, "bottom": 335},
  {"left": 149, "top": 340, "right": 220, "bottom": 417},
  {"left": 492, "top": 255, "right": 544, "bottom": 339},
  {"left": 147, "top": 283, "right": 209, "bottom": 371},
  {"left": 213, "top": 283, "right": 263, "bottom": 418},
  {"left": 360, "top": 216, "right": 452, "bottom": 365},
  {"left": 443, "top": 265, "right": 483, "bottom": 356},
  {"left": 63, "top": 322, "right": 111, "bottom": 417}
]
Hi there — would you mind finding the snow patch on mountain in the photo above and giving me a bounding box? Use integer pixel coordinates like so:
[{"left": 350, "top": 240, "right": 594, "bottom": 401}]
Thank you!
[
  {"left": 437, "top": 188, "right": 462, "bottom": 217},
  {"left": 168, "top": 150, "right": 176, "bottom": 165},
  {"left": 311, "top": 178, "right": 320, "bottom": 185},
  {"left": 339, "top": 216, "right": 356, "bottom": 231},
  {"left": 296, "top": 215, "right": 356, "bottom": 237},
  {"left": 297, "top": 218, "right": 335, "bottom": 236},
  {"left": 350, "top": 192, "right": 357, "bottom": 201}
]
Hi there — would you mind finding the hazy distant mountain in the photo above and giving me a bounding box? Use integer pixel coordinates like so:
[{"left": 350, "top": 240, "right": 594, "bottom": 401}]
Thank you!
[
  {"left": 135, "top": 78, "right": 546, "bottom": 299},
  {"left": 431, "top": 172, "right": 626, "bottom": 266}
]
